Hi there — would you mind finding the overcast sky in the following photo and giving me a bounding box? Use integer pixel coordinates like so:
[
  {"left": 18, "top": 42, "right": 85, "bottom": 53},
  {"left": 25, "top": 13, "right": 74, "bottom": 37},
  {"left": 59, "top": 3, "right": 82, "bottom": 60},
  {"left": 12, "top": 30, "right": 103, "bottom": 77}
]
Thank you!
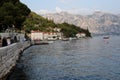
[{"left": 20, "top": 0, "right": 120, "bottom": 15}]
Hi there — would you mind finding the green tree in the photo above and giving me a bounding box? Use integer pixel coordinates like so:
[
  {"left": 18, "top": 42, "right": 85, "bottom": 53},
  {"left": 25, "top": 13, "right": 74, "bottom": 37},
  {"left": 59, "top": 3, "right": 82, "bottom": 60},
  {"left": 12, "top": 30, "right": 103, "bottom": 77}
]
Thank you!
[{"left": 0, "top": 0, "right": 30, "bottom": 31}]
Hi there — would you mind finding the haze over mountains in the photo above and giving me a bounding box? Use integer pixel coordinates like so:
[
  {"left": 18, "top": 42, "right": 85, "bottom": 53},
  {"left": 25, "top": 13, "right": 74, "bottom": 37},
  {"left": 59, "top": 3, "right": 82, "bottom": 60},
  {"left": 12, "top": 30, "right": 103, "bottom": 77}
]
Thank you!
[{"left": 42, "top": 11, "right": 120, "bottom": 34}]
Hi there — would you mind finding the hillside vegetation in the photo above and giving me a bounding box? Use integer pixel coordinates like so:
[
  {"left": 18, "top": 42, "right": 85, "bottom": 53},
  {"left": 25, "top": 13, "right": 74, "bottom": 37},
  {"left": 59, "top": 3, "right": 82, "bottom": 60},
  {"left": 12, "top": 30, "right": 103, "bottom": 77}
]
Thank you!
[{"left": 23, "top": 12, "right": 91, "bottom": 37}]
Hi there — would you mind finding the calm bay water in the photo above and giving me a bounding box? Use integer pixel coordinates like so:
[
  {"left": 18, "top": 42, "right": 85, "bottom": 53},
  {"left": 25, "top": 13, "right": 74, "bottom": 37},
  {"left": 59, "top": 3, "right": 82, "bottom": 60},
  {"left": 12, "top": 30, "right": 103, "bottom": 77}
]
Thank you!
[{"left": 10, "top": 36, "right": 120, "bottom": 80}]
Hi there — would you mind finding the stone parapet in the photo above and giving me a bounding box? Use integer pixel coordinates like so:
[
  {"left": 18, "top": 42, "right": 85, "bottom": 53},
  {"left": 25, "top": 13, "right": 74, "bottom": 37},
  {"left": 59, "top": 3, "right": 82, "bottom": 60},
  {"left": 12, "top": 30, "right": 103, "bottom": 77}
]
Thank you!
[{"left": 0, "top": 41, "right": 30, "bottom": 79}]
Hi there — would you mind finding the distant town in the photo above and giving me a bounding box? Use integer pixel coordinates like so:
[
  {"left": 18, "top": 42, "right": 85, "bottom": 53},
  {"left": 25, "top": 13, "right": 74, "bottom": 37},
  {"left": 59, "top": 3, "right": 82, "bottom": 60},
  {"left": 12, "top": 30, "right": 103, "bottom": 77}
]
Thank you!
[{"left": 0, "top": 0, "right": 91, "bottom": 47}]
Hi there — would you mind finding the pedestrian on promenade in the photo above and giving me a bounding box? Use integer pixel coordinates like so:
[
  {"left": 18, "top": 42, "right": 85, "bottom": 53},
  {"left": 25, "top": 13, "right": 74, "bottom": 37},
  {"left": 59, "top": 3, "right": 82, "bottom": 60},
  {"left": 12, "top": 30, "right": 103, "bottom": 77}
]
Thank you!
[
  {"left": 2, "top": 37, "right": 8, "bottom": 47},
  {"left": 7, "top": 37, "right": 11, "bottom": 45}
]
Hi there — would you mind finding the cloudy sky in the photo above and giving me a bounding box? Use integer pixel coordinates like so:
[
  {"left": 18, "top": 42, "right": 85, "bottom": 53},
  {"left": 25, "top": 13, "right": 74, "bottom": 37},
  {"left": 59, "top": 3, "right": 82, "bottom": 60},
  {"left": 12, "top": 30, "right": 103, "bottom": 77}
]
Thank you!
[{"left": 20, "top": 0, "right": 120, "bottom": 15}]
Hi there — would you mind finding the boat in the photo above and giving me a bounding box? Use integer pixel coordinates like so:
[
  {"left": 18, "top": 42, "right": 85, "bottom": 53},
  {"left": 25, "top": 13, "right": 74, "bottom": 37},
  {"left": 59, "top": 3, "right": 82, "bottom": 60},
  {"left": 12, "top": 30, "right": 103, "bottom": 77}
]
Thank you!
[
  {"left": 69, "top": 37, "right": 77, "bottom": 40},
  {"left": 103, "top": 36, "right": 109, "bottom": 39},
  {"left": 62, "top": 38, "right": 69, "bottom": 41},
  {"left": 33, "top": 40, "right": 49, "bottom": 45}
]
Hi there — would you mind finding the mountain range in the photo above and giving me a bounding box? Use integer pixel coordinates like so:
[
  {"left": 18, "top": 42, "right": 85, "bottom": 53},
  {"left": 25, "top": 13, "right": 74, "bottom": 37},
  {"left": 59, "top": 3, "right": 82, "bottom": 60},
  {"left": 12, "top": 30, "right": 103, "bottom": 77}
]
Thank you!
[{"left": 42, "top": 11, "right": 120, "bottom": 34}]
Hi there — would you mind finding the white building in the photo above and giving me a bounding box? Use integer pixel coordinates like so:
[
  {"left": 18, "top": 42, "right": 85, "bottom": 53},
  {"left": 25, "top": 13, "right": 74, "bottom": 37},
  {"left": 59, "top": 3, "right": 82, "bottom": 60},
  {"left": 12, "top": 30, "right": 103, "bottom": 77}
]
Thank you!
[
  {"left": 31, "top": 30, "right": 43, "bottom": 40},
  {"left": 76, "top": 33, "right": 86, "bottom": 38},
  {"left": 31, "top": 30, "right": 63, "bottom": 41}
]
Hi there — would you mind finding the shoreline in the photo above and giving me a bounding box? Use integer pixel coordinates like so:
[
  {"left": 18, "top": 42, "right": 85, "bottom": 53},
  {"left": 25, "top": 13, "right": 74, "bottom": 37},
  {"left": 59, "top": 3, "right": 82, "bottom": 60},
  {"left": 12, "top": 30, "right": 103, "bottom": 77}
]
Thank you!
[{"left": 0, "top": 41, "right": 31, "bottom": 80}]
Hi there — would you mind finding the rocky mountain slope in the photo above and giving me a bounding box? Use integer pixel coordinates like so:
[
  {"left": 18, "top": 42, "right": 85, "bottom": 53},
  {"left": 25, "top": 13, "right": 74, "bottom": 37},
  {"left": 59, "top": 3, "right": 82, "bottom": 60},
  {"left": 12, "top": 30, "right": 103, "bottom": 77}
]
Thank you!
[{"left": 42, "top": 12, "right": 120, "bottom": 34}]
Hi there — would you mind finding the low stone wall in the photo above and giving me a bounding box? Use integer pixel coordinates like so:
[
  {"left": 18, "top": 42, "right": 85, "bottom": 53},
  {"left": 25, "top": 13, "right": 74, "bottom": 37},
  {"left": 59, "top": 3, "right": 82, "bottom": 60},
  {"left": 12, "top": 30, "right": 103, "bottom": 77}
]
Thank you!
[{"left": 0, "top": 41, "right": 31, "bottom": 80}]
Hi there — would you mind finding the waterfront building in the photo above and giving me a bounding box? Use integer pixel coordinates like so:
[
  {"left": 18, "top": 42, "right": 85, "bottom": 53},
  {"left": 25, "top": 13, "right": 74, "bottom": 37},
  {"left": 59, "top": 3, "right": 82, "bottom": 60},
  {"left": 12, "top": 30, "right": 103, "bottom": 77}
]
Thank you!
[
  {"left": 31, "top": 30, "right": 43, "bottom": 40},
  {"left": 76, "top": 33, "right": 86, "bottom": 38},
  {"left": 31, "top": 30, "right": 63, "bottom": 41}
]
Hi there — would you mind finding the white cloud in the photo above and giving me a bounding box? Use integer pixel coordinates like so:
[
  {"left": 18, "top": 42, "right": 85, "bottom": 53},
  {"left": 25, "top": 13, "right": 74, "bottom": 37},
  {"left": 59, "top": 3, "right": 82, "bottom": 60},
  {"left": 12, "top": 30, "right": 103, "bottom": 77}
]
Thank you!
[
  {"left": 35, "top": 7, "right": 97, "bottom": 15},
  {"left": 66, "top": 8, "right": 96, "bottom": 15},
  {"left": 35, "top": 7, "right": 63, "bottom": 15},
  {"left": 56, "top": 7, "right": 62, "bottom": 13},
  {"left": 35, "top": 10, "right": 53, "bottom": 14},
  {"left": 60, "top": 0, "right": 66, "bottom": 3},
  {"left": 60, "top": 0, "right": 78, "bottom": 4}
]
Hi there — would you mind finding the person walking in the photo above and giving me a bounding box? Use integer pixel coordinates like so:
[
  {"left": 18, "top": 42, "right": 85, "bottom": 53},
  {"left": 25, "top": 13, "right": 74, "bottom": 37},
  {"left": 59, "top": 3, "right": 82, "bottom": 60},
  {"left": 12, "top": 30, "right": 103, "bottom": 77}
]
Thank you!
[{"left": 2, "top": 37, "right": 8, "bottom": 47}]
